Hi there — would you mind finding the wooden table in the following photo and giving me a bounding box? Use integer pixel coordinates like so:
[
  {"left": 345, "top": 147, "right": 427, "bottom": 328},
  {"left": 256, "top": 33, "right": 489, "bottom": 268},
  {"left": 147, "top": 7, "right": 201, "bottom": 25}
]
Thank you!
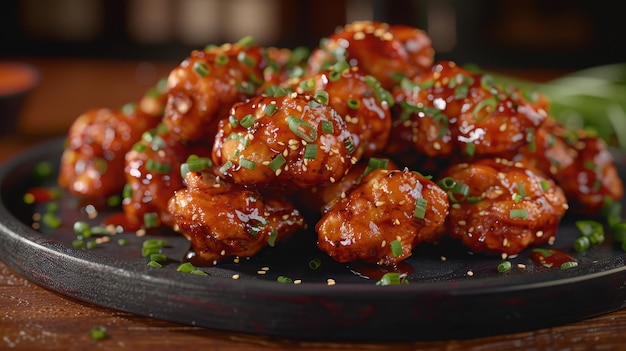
[{"left": 1, "top": 58, "right": 625, "bottom": 350}]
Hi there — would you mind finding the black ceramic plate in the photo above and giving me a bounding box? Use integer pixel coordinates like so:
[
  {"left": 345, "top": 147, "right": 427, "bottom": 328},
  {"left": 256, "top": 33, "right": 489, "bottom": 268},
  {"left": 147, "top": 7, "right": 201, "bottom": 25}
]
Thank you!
[{"left": 1, "top": 137, "right": 626, "bottom": 342}]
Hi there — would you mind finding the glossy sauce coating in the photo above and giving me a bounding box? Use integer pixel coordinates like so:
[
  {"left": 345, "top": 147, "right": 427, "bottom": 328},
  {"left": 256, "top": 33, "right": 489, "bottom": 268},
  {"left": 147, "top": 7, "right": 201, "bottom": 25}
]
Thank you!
[
  {"left": 123, "top": 125, "right": 211, "bottom": 228},
  {"left": 386, "top": 61, "right": 548, "bottom": 163},
  {"left": 212, "top": 93, "right": 355, "bottom": 190},
  {"left": 168, "top": 169, "right": 306, "bottom": 263},
  {"left": 163, "top": 42, "right": 267, "bottom": 142},
  {"left": 442, "top": 158, "right": 568, "bottom": 255},
  {"left": 316, "top": 168, "right": 449, "bottom": 266},
  {"left": 516, "top": 117, "right": 624, "bottom": 213},
  {"left": 287, "top": 65, "right": 392, "bottom": 159},
  {"left": 307, "top": 21, "right": 434, "bottom": 90}
]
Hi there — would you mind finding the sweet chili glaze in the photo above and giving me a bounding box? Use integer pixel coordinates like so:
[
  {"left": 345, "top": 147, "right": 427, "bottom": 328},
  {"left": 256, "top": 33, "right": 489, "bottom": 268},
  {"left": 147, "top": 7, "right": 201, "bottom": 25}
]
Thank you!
[
  {"left": 515, "top": 117, "right": 624, "bottom": 214},
  {"left": 307, "top": 21, "right": 434, "bottom": 90},
  {"left": 441, "top": 158, "right": 568, "bottom": 256},
  {"left": 316, "top": 168, "right": 449, "bottom": 266},
  {"left": 163, "top": 41, "right": 268, "bottom": 142},
  {"left": 168, "top": 169, "right": 306, "bottom": 264},
  {"left": 123, "top": 124, "right": 212, "bottom": 229},
  {"left": 385, "top": 61, "right": 548, "bottom": 164},
  {"left": 211, "top": 93, "right": 356, "bottom": 190},
  {"left": 286, "top": 64, "right": 392, "bottom": 160},
  {"left": 58, "top": 79, "right": 167, "bottom": 199}
]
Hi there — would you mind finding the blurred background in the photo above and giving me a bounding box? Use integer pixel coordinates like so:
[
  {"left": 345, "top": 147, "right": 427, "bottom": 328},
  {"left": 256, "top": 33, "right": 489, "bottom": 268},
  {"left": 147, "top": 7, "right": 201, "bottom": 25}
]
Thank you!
[{"left": 2, "top": 0, "right": 625, "bottom": 70}]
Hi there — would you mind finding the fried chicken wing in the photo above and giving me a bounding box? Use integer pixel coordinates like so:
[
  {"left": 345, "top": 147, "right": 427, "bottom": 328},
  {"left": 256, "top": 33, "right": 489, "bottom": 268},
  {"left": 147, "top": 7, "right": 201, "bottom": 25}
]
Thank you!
[
  {"left": 307, "top": 21, "right": 434, "bottom": 90},
  {"left": 168, "top": 169, "right": 306, "bottom": 263},
  {"left": 287, "top": 63, "right": 393, "bottom": 159},
  {"left": 211, "top": 93, "right": 356, "bottom": 190},
  {"left": 316, "top": 168, "right": 449, "bottom": 266},
  {"left": 441, "top": 158, "right": 568, "bottom": 255},
  {"left": 386, "top": 61, "right": 548, "bottom": 164},
  {"left": 58, "top": 82, "right": 166, "bottom": 198},
  {"left": 122, "top": 125, "right": 211, "bottom": 229}
]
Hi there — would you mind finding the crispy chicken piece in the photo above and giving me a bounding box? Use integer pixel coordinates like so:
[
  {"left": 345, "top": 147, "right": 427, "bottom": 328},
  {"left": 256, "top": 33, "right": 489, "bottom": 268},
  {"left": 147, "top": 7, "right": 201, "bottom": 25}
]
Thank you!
[
  {"left": 307, "top": 21, "right": 434, "bottom": 90},
  {"left": 441, "top": 158, "right": 568, "bottom": 255},
  {"left": 316, "top": 168, "right": 449, "bottom": 266},
  {"left": 286, "top": 63, "right": 393, "bottom": 159},
  {"left": 515, "top": 117, "right": 623, "bottom": 214},
  {"left": 123, "top": 125, "right": 211, "bottom": 229},
  {"left": 163, "top": 40, "right": 267, "bottom": 142},
  {"left": 386, "top": 61, "right": 548, "bottom": 164},
  {"left": 58, "top": 81, "right": 167, "bottom": 198},
  {"left": 168, "top": 169, "right": 306, "bottom": 263},
  {"left": 211, "top": 93, "right": 356, "bottom": 190}
]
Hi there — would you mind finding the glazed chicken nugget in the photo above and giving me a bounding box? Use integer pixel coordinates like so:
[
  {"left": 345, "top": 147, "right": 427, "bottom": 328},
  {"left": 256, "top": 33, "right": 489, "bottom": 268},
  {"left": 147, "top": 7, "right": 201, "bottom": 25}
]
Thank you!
[
  {"left": 212, "top": 93, "right": 356, "bottom": 190},
  {"left": 168, "top": 168, "right": 306, "bottom": 263},
  {"left": 316, "top": 168, "right": 449, "bottom": 266},
  {"left": 441, "top": 158, "right": 568, "bottom": 256}
]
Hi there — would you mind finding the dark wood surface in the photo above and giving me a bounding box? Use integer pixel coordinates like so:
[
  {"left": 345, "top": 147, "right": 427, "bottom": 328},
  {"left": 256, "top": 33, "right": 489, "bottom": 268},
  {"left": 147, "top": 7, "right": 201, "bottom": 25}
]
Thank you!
[{"left": 1, "top": 58, "right": 624, "bottom": 350}]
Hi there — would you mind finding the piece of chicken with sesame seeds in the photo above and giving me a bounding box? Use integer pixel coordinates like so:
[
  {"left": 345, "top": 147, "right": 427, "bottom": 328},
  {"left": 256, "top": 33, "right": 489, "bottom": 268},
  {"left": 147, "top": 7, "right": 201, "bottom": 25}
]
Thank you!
[
  {"left": 58, "top": 79, "right": 167, "bottom": 199},
  {"left": 316, "top": 168, "right": 449, "bottom": 266},
  {"left": 211, "top": 93, "right": 356, "bottom": 191},
  {"left": 441, "top": 158, "right": 568, "bottom": 256},
  {"left": 286, "top": 62, "right": 393, "bottom": 160},
  {"left": 307, "top": 21, "right": 434, "bottom": 90},
  {"left": 168, "top": 167, "right": 306, "bottom": 263}
]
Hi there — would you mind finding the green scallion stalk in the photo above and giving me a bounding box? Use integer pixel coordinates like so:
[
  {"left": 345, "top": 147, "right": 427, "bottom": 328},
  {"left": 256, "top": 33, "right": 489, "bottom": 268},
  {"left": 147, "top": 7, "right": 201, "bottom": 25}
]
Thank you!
[
  {"left": 286, "top": 116, "right": 318, "bottom": 142},
  {"left": 414, "top": 198, "right": 428, "bottom": 219},
  {"left": 308, "top": 258, "right": 322, "bottom": 270},
  {"left": 268, "top": 154, "right": 286, "bottom": 172},
  {"left": 390, "top": 240, "right": 403, "bottom": 257},
  {"left": 277, "top": 275, "right": 293, "bottom": 283},
  {"left": 239, "top": 157, "right": 256, "bottom": 170},
  {"left": 497, "top": 260, "right": 512, "bottom": 273},
  {"left": 375, "top": 272, "right": 408, "bottom": 286},
  {"left": 314, "top": 90, "right": 329, "bottom": 105},
  {"left": 303, "top": 144, "right": 318, "bottom": 160},
  {"left": 268, "top": 230, "right": 278, "bottom": 247},
  {"left": 509, "top": 208, "right": 528, "bottom": 219},
  {"left": 193, "top": 61, "right": 210, "bottom": 77},
  {"left": 263, "top": 103, "right": 277, "bottom": 116},
  {"left": 89, "top": 325, "right": 107, "bottom": 340},
  {"left": 573, "top": 236, "right": 591, "bottom": 252},
  {"left": 560, "top": 261, "right": 579, "bottom": 270},
  {"left": 321, "top": 120, "right": 334, "bottom": 134},
  {"left": 347, "top": 99, "right": 360, "bottom": 109}
]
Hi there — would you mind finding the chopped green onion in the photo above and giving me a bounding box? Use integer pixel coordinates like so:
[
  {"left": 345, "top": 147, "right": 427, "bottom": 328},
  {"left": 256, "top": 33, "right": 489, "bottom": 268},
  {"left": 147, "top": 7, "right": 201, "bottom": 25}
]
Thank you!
[
  {"left": 219, "top": 160, "right": 234, "bottom": 174},
  {"left": 375, "top": 272, "right": 408, "bottom": 286},
  {"left": 560, "top": 261, "right": 578, "bottom": 270},
  {"left": 89, "top": 325, "right": 107, "bottom": 340},
  {"left": 321, "top": 120, "right": 334, "bottom": 134},
  {"left": 277, "top": 275, "right": 293, "bottom": 283},
  {"left": 333, "top": 60, "right": 350, "bottom": 73},
  {"left": 347, "top": 99, "right": 360, "bottom": 109},
  {"left": 193, "top": 61, "right": 210, "bottom": 77},
  {"left": 121, "top": 102, "right": 137, "bottom": 116},
  {"left": 239, "top": 157, "right": 256, "bottom": 170},
  {"left": 236, "top": 35, "right": 255, "bottom": 47},
  {"left": 497, "top": 261, "right": 512, "bottom": 273},
  {"left": 263, "top": 103, "right": 277, "bottom": 116},
  {"left": 574, "top": 236, "right": 591, "bottom": 252},
  {"left": 308, "top": 258, "right": 322, "bottom": 270},
  {"left": 85, "top": 240, "right": 97, "bottom": 250},
  {"left": 73, "top": 221, "right": 91, "bottom": 238},
  {"left": 286, "top": 115, "right": 318, "bottom": 142},
  {"left": 448, "top": 182, "right": 470, "bottom": 203},
  {"left": 240, "top": 114, "right": 255, "bottom": 128},
  {"left": 343, "top": 138, "right": 355, "bottom": 154},
  {"left": 42, "top": 212, "right": 62, "bottom": 229},
  {"left": 150, "top": 253, "right": 167, "bottom": 262},
  {"left": 464, "top": 142, "right": 476, "bottom": 157},
  {"left": 413, "top": 197, "right": 428, "bottom": 219},
  {"left": 329, "top": 70, "right": 342, "bottom": 82},
  {"left": 143, "top": 212, "right": 159, "bottom": 229},
  {"left": 611, "top": 221, "right": 626, "bottom": 243},
  {"left": 437, "top": 177, "right": 456, "bottom": 190},
  {"left": 72, "top": 239, "right": 85, "bottom": 249},
  {"left": 390, "top": 240, "right": 403, "bottom": 257},
  {"left": 509, "top": 208, "right": 528, "bottom": 219},
  {"left": 176, "top": 262, "right": 196, "bottom": 273},
  {"left": 314, "top": 90, "right": 329, "bottom": 105},
  {"left": 147, "top": 260, "right": 162, "bottom": 268},
  {"left": 299, "top": 78, "right": 316, "bottom": 90},
  {"left": 472, "top": 96, "right": 497, "bottom": 119},
  {"left": 180, "top": 155, "right": 213, "bottom": 178},
  {"left": 268, "top": 230, "right": 278, "bottom": 247},
  {"left": 303, "top": 144, "right": 318, "bottom": 160},
  {"left": 268, "top": 154, "right": 286, "bottom": 172},
  {"left": 517, "top": 183, "right": 527, "bottom": 197},
  {"left": 540, "top": 180, "right": 551, "bottom": 192},
  {"left": 145, "top": 159, "right": 171, "bottom": 174},
  {"left": 237, "top": 51, "right": 256, "bottom": 67},
  {"left": 526, "top": 128, "right": 536, "bottom": 152},
  {"left": 216, "top": 54, "right": 228, "bottom": 66},
  {"left": 117, "top": 238, "right": 129, "bottom": 246}
]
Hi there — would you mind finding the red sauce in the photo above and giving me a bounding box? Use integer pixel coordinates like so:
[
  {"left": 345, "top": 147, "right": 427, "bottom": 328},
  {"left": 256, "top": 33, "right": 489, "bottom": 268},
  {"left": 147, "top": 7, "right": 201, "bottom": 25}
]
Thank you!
[{"left": 529, "top": 248, "right": 577, "bottom": 269}]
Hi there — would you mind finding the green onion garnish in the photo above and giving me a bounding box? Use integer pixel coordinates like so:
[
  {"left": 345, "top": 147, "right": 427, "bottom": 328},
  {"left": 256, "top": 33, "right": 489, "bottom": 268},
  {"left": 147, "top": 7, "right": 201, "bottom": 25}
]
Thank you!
[
  {"left": 268, "top": 154, "right": 286, "bottom": 172},
  {"left": 390, "top": 240, "right": 403, "bottom": 257},
  {"left": 237, "top": 51, "right": 256, "bottom": 67},
  {"left": 286, "top": 115, "right": 318, "bottom": 142},
  {"left": 145, "top": 159, "right": 171, "bottom": 174},
  {"left": 308, "top": 258, "right": 322, "bottom": 270},
  {"left": 573, "top": 236, "right": 591, "bottom": 252},
  {"left": 239, "top": 157, "right": 256, "bottom": 170},
  {"left": 509, "top": 208, "right": 528, "bottom": 219},
  {"left": 236, "top": 35, "right": 255, "bottom": 47},
  {"left": 560, "top": 261, "right": 578, "bottom": 270},
  {"left": 176, "top": 262, "right": 196, "bottom": 273},
  {"left": 540, "top": 180, "right": 551, "bottom": 192},
  {"left": 143, "top": 212, "right": 159, "bottom": 229},
  {"left": 147, "top": 260, "right": 162, "bottom": 268},
  {"left": 414, "top": 197, "right": 428, "bottom": 219},
  {"left": 497, "top": 260, "right": 511, "bottom": 273},
  {"left": 277, "top": 276, "right": 293, "bottom": 283},
  {"left": 219, "top": 160, "right": 234, "bottom": 174},
  {"left": 89, "top": 325, "right": 107, "bottom": 340},
  {"left": 472, "top": 96, "right": 497, "bottom": 119},
  {"left": 299, "top": 78, "right": 316, "bottom": 90},
  {"left": 268, "top": 230, "right": 278, "bottom": 247},
  {"left": 314, "top": 90, "right": 329, "bottom": 105},
  {"left": 347, "top": 99, "right": 360, "bottom": 109},
  {"left": 73, "top": 221, "right": 91, "bottom": 238},
  {"left": 216, "top": 54, "right": 228, "bottom": 66},
  {"left": 321, "top": 120, "right": 334, "bottom": 134},
  {"left": 303, "top": 144, "right": 318, "bottom": 160},
  {"left": 263, "top": 103, "right": 277, "bottom": 116},
  {"left": 375, "top": 272, "right": 408, "bottom": 286},
  {"left": 239, "top": 114, "right": 255, "bottom": 128},
  {"left": 343, "top": 138, "right": 355, "bottom": 154},
  {"left": 193, "top": 61, "right": 210, "bottom": 77}
]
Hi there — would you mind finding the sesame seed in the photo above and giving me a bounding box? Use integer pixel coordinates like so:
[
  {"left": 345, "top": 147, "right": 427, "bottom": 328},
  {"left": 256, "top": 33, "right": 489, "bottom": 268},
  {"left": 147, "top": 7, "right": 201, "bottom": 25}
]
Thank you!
[
  {"left": 294, "top": 279, "right": 302, "bottom": 284},
  {"left": 257, "top": 270, "right": 267, "bottom": 275},
  {"left": 466, "top": 270, "right": 474, "bottom": 277},
  {"left": 381, "top": 240, "right": 387, "bottom": 248},
  {"left": 458, "top": 220, "right": 466, "bottom": 226},
  {"left": 232, "top": 274, "right": 240, "bottom": 279},
  {"left": 536, "top": 230, "right": 544, "bottom": 237},
  {"left": 136, "top": 229, "right": 146, "bottom": 237},
  {"left": 499, "top": 123, "right": 507, "bottom": 132},
  {"left": 548, "top": 236, "right": 556, "bottom": 245},
  {"left": 501, "top": 253, "right": 508, "bottom": 260},
  {"left": 517, "top": 264, "right": 526, "bottom": 269},
  {"left": 327, "top": 278, "right": 336, "bottom": 286},
  {"left": 375, "top": 201, "right": 385, "bottom": 207},
  {"left": 440, "top": 256, "right": 447, "bottom": 261},
  {"left": 233, "top": 257, "right": 240, "bottom": 263}
]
